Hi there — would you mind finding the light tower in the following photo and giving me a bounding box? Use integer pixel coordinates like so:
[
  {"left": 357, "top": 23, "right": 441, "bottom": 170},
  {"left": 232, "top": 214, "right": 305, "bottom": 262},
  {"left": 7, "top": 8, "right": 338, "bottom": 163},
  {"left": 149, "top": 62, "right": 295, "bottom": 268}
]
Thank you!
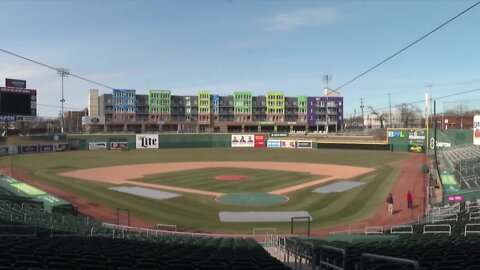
[
  {"left": 57, "top": 68, "right": 70, "bottom": 134},
  {"left": 322, "top": 75, "right": 332, "bottom": 133}
]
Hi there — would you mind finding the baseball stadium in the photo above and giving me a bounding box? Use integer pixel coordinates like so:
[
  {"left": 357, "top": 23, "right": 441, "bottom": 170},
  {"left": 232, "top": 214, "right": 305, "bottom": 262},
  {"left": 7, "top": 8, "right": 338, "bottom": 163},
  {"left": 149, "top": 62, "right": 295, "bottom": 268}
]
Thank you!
[
  {"left": 1, "top": 121, "right": 480, "bottom": 269},
  {"left": 2, "top": 1, "right": 480, "bottom": 270}
]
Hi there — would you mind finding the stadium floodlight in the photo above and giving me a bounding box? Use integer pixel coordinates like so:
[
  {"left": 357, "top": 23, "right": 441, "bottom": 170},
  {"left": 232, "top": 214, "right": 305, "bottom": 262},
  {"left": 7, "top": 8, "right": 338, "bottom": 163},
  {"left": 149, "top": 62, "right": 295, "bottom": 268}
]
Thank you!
[
  {"left": 322, "top": 75, "right": 332, "bottom": 133},
  {"left": 57, "top": 68, "right": 70, "bottom": 134}
]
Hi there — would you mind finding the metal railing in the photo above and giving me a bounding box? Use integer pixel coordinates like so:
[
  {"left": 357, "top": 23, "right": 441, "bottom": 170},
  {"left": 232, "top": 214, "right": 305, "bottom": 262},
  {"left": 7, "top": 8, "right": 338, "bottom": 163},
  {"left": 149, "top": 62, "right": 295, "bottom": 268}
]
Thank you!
[
  {"left": 360, "top": 253, "right": 421, "bottom": 270},
  {"left": 102, "top": 222, "right": 295, "bottom": 239},
  {"left": 464, "top": 223, "right": 480, "bottom": 236},
  {"left": 390, "top": 225, "right": 414, "bottom": 234},
  {"left": 364, "top": 226, "right": 384, "bottom": 234},
  {"left": 315, "top": 245, "right": 346, "bottom": 270},
  {"left": 469, "top": 211, "right": 480, "bottom": 221},
  {"left": 423, "top": 224, "right": 451, "bottom": 235},
  {"left": 431, "top": 213, "right": 458, "bottom": 223}
]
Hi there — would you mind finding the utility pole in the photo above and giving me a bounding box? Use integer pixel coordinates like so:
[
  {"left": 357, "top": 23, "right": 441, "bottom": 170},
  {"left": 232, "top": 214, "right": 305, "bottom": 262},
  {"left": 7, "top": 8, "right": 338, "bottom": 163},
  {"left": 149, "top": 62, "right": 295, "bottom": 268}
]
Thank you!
[
  {"left": 360, "top": 98, "right": 364, "bottom": 130},
  {"left": 388, "top": 93, "right": 392, "bottom": 128},
  {"left": 57, "top": 68, "right": 70, "bottom": 134}
]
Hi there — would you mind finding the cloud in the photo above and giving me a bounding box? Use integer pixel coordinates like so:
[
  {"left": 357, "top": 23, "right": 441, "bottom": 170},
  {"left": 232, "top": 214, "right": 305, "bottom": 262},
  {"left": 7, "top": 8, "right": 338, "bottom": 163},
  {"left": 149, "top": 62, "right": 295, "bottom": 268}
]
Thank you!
[{"left": 268, "top": 8, "right": 343, "bottom": 31}]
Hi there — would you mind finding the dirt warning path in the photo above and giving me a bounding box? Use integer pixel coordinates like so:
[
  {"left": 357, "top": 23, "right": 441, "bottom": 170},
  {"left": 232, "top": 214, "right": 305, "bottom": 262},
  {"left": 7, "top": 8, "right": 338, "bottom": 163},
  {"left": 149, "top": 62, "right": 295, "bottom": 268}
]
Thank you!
[
  {"left": 60, "top": 161, "right": 375, "bottom": 196},
  {"left": 312, "top": 153, "right": 429, "bottom": 236}
]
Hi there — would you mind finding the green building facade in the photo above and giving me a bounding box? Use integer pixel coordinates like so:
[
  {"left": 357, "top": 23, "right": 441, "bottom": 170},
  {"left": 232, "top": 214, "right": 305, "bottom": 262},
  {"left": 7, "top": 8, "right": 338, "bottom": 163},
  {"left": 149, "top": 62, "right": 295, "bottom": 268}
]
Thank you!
[
  {"left": 266, "top": 92, "right": 285, "bottom": 122},
  {"left": 148, "top": 90, "right": 171, "bottom": 114}
]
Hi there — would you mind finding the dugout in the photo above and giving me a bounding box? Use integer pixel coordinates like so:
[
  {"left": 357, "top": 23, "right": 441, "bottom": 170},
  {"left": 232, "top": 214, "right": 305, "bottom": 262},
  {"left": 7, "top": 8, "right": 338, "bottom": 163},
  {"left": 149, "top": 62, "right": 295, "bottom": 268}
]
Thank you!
[{"left": 0, "top": 175, "right": 74, "bottom": 214}]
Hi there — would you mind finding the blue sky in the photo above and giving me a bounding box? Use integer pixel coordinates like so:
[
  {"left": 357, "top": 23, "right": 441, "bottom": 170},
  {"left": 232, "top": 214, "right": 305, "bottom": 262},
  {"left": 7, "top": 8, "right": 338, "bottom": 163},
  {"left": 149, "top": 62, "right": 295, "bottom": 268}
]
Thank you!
[{"left": 1, "top": 0, "right": 479, "bottom": 117}]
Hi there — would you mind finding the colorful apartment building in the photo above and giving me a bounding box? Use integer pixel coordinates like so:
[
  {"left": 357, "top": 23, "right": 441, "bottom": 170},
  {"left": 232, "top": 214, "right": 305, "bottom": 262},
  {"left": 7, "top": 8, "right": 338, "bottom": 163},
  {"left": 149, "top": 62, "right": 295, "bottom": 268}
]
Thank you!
[{"left": 89, "top": 89, "right": 343, "bottom": 133}]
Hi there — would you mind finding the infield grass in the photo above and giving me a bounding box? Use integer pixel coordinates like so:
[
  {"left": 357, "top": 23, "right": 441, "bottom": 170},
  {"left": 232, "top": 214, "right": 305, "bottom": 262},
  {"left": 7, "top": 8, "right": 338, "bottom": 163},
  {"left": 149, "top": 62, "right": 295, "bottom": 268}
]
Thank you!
[
  {"left": 132, "top": 167, "right": 322, "bottom": 193},
  {"left": 0, "top": 148, "right": 408, "bottom": 233}
]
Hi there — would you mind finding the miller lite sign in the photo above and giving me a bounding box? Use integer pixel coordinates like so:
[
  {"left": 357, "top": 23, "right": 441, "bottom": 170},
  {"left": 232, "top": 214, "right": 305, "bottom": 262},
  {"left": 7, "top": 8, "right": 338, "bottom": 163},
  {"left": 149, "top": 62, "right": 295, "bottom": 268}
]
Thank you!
[{"left": 136, "top": 134, "right": 159, "bottom": 149}]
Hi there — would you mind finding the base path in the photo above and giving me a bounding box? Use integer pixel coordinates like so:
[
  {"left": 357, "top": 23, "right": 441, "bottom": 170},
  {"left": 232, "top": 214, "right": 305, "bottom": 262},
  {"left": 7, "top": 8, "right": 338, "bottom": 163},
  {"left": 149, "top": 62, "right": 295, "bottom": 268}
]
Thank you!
[{"left": 60, "top": 162, "right": 375, "bottom": 196}]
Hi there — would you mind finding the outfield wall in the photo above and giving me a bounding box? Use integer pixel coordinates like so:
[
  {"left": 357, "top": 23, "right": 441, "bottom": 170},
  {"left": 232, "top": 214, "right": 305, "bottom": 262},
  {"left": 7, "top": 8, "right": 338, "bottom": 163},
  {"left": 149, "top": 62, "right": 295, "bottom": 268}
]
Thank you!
[{"left": 5, "top": 132, "right": 466, "bottom": 152}]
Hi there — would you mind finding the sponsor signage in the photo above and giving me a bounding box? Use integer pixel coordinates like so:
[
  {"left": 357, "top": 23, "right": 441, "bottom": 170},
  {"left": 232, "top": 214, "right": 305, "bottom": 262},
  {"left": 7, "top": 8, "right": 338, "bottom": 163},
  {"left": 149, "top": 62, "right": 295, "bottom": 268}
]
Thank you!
[
  {"left": 408, "top": 130, "right": 426, "bottom": 140},
  {"left": 254, "top": 134, "right": 265, "bottom": 148},
  {"left": 0, "top": 87, "right": 35, "bottom": 94},
  {"left": 297, "top": 141, "right": 313, "bottom": 148},
  {"left": 21, "top": 145, "right": 38, "bottom": 153},
  {"left": 270, "top": 133, "right": 288, "bottom": 137},
  {"left": 54, "top": 144, "right": 69, "bottom": 152},
  {"left": 388, "top": 130, "right": 406, "bottom": 138},
  {"left": 16, "top": 116, "right": 37, "bottom": 122},
  {"left": 6, "top": 78, "right": 26, "bottom": 88},
  {"left": 429, "top": 138, "right": 452, "bottom": 149},
  {"left": 88, "top": 142, "right": 107, "bottom": 150},
  {"left": 110, "top": 142, "right": 128, "bottom": 150},
  {"left": 408, "top": 145, "right": 424, "bottom": 153},
  {"left": 0, "top": 147, "right": 9, "bottom": 155},
  {"left": 0, "top": 146, "right": 18, "bottom": 155},
  {"left": 231, "top": 134, "right": 254, "bottom": 148},
  {"left": 136, "top": 134, "right": 159, "bottom": 149},
  {"left": 474, "top": 115, "right": 480, "bottom": 146},
  {"left": 82, "top": 116, "right": 106, "bottom": 125},
  {"left": 280, "top": 140, "right": 296, "bottom": 148},
  {"left": 266, "top": 140, "right": 281, "bottom": 148},
  {"left": 40, "top": 145, "right": 54, "bottom": 152},
  {"left": 448, "top": 195, "right": 464, "bottom": 202},
  {"left": 0, "top": 115, "right": 16, "bottom": 122}
]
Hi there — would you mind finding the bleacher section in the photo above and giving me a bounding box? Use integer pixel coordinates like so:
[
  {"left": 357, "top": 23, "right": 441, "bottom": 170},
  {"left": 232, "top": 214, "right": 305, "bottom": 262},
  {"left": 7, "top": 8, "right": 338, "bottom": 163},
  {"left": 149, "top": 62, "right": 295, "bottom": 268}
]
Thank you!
[
  {"left": 0, "top": 197, "right": 291, "bottom": 270},
  {"left": 442, "top": 145, "right": 480, "bottom": 190},
  {"left": 280, "top": 201, "right": 480, "bottom": 270}
]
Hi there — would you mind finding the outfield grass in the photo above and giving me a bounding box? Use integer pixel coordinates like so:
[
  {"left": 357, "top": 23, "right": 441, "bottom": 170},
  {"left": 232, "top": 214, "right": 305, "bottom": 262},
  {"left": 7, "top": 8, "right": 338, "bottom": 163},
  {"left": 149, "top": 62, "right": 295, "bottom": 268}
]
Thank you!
[
  {"left": 132, "top": 167, "right": 322, "bottom": 193},
  {"left": 0, "top": 148, "right": 407, "bottom": 233}
]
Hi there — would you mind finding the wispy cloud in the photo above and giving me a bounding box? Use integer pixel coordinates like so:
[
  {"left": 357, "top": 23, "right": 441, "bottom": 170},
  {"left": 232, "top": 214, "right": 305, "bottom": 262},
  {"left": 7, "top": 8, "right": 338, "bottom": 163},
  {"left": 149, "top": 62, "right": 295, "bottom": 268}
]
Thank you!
[{"left": 268, "top": 8, "right": 343, "bottom": 31}]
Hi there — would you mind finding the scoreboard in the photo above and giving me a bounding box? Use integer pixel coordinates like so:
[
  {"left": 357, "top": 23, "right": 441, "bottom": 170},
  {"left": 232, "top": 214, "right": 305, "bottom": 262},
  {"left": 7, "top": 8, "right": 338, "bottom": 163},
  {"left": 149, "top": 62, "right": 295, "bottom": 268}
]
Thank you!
[{"left": 0, "top": 78, "right": 37, "bottom": 116}]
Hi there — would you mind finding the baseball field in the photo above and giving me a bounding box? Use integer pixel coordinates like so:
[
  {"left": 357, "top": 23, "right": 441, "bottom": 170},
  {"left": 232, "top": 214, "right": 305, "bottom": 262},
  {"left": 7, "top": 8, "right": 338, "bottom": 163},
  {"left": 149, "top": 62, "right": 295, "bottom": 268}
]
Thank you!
[{"left": 0, "top": 147, "right": 413, "bottom": 234}]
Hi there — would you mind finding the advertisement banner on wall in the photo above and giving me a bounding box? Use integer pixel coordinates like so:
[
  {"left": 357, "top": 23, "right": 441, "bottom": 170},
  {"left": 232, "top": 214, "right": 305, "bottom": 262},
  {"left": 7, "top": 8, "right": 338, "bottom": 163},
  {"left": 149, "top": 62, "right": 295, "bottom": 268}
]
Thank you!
[
  {"left": 110, "top": 142, "right": 128, "bottom": 150},
  {"left": 136, "top": 134, "right": 159, "bottom": 149},
  {"left": 82, "top": 116, "right": 106, "bottom": 125},
  {"left": 54, "top": 144, "right": 70, "bottom": 152},
  {"left": 280, "top": 140, "right": 296, "bottom": 148},
  {"left": 89, "top": 142, "right": 107, "bottom": 150},
  {"left": 474, "top": 115, "right": 480, "bottom": 145},
  {"left": 0, "top": 147, "right": 8, "bottom": 155},
  {"left": 296, "top": 141, "right": 313, "bottom": 149},
  {"left": 408, "top": 129, "right": 426, "bottom": 146},
  {"left": 266, "top": 140, "right": 281, "bottom": 148},
  {"left": 21, "top": 145, "right": 38, "bottom": 153},
  {"left": 408, "top": 145, "right": 424, "bottom": 153},
  {"left": 254, "top": 134, "right": 265, "bottom": 148},
  {"left": 40, "top": 145, "right": 54, "bottom": 152},
  {"left": 231, "top": 134, "right": 254, "bottom": 147}
]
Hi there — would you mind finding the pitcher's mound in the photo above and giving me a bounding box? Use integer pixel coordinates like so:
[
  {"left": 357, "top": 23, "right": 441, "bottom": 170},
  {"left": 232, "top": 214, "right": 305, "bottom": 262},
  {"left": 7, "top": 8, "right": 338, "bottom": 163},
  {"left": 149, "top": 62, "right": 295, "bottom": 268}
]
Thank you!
[{"left": 214, "top": 175, "right": 248, "bottom": 181}]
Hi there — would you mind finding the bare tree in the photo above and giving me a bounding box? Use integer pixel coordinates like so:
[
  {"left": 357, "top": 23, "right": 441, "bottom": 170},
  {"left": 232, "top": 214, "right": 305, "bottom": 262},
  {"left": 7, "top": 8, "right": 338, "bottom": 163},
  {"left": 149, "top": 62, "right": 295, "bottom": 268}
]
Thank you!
[
  {"left": 368, "top": 106, "right": 387, "bottom": 128},
  {"left": 444, "top": 103, "right": 469, "bottom": 115},
  {"left": 397, "top": 103, "right": 422, "bottom": 128}
]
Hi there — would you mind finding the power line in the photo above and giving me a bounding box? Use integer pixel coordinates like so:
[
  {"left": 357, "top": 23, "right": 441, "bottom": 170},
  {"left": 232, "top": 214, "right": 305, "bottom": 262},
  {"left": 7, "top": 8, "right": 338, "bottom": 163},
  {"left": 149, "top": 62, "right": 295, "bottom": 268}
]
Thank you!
[
  {"left": 335, "top": 1, "right": 480, "bottom": 91},
  {"left": 37, "top": 103, "right": 84, "bottom": 111},
  {"left": 357, "top": 86, "right": 480, "bottom": 116},
  {"left": 0, "top": 48, "right": 116, "bottom": 90}
]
